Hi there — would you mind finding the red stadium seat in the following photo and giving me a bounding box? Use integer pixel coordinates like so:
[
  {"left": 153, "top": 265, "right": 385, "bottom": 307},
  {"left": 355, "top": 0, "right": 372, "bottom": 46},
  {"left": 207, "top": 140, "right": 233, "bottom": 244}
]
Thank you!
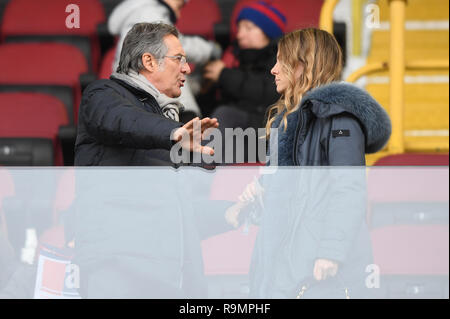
[
  {"left": 368, "top": 154, "right": 449, "bottom": 228},
  {"left": 367, "top": 156, "right": 449, "bottom": 298},
  {"left": 99, "top": 47, "right": 116, "bottom": 80},
  {"left": 176, "top": 0, "right": 222, "bottom": 40},
  {"left": 274, "top": 0, "right": 323, "bottom": 32},
  {"left": 371, "top": 225, "right": 449, "bottom": 277},
  {"left": 374, "top": 153, "right": 449, "bottom": 166},
  {"left": 0, "top": 42, "right": 88, "bottom": 124},
  {"left": 202, "top": 166, "right": 262, "bottom": 297},
  {"left": 0, "top": 0, "right": 106, "bottom": 72},
  {"left": 371, "top": 224, "right": 449, "bottom": 298},
  {"left": 0, "top": 92, "right": 70, "bottom": 166}
]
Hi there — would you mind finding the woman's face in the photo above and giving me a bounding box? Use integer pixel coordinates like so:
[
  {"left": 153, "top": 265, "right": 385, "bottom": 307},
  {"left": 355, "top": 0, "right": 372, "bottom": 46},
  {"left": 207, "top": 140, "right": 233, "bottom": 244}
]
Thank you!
[
  {"left": 236, "top": 19, "right": 270, "bottom": 50},
  {"left": 271, "top": 51, "right": 303, "bottom": 94},
  {"left": 271, "top": 53, "right": 289, "bottom": 94}
]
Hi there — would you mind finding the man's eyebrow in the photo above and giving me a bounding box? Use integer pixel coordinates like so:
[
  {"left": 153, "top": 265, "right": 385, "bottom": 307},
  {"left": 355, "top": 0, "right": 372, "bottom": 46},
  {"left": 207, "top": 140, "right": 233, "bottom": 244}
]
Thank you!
[{"left": 171, "top": 51, "right": 186, "bottom": 57}]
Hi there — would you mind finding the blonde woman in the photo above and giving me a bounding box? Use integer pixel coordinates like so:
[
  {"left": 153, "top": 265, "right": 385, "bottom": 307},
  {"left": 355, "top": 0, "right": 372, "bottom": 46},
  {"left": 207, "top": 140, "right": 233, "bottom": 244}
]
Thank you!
[{"left": 227, "top": 28, "right": 391, "bottom": 298}]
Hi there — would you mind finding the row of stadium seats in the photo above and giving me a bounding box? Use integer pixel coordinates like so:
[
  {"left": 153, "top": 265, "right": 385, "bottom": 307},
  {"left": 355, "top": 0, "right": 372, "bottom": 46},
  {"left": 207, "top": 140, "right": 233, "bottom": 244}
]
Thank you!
[
  {"left": 0, "top": 0, "right": 324, "bottom": 72},
  {"left": 0, "top": 0, "right": 447, "bottom": 167},
  {"left": 0, "top": 0, "right": 326, "bottom": 166},
  {"left": 1, "top": 157, "right": 448, "bottom": 298},
  {"left": 0, "top": 0, "right": 104, "bottom": 166}
]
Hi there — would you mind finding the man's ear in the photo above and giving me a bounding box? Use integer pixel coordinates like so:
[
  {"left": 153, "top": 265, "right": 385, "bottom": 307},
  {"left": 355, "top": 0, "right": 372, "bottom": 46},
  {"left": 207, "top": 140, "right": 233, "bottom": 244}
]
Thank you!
[{"left": 142, "top": 53, "right": 157, "bottom": 72}]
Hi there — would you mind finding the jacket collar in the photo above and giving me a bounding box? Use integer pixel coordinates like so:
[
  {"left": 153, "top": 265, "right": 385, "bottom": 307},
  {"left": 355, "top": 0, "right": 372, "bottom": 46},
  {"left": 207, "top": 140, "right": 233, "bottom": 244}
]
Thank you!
[
  {"left": 110, "top": 76, "right": 159, "bottom": 106},
  {"left": 300, "top": 82, "right": 392, "bottom": 154},
  {"left": 271, "top": 109, "right": 300, "bottom": 166}
]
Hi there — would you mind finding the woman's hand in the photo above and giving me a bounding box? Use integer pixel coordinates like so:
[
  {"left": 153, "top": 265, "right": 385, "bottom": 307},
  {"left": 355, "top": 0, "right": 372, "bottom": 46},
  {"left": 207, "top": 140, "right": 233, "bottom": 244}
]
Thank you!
[
  {"left": 227, "top": 178, "right": 264, "bottom": 229},
  {"left": 203, "top": 60, "right": 226, "bottom": 83},
  {"left": 313, "top": 259, "right": 339, "bottom": 281}
]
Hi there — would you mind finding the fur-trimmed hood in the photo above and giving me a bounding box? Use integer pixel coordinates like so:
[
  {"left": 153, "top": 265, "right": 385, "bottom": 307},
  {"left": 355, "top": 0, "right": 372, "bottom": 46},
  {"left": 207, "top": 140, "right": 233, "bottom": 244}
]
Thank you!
[{"left": 301, "top": 82, "right": 391, "bottom": 153}]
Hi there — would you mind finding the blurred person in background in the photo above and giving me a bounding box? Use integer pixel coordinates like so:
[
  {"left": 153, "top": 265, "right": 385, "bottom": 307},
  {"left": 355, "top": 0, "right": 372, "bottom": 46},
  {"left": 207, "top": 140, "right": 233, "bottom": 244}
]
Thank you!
[
  {"left": 202, "top": 1, "right": 285, "bottom": 163},
  {"left": 108, "top": 0, "right": 222, "bottom": 120},
  {"left": 203, "top": 0, "right": 285, "bottom": 132}
]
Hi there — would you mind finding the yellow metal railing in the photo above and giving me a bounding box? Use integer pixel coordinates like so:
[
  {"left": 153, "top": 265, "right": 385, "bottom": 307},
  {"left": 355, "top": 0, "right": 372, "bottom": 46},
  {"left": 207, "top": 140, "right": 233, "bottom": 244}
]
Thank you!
[
  {"left": 321, "top": 0, "right": 449, "bottom": 157},
  {"left": 347, "top": 58, "right": 450, "bottom": 153},
  {"left": 345, "top": 0, "right": 449, "bottom": 156},
  {"left": 320, "top": 0, "right": 340, "bottom": 34},
  {"left": 352, "top": 0, "right": 366, "bottom": 56},
  {"left": 388, "top": 0, "right": 406, "bottom": 154},
  {"left": 347, "top": 61, "right": 450, "bottom": 83}
]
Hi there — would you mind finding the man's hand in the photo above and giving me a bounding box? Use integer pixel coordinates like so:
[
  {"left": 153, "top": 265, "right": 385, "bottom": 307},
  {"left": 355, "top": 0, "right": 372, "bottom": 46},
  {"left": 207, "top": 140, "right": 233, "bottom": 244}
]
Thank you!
[
  {"left": 313, "top": 259, "right": 339, "bottom": 281},
  {"left": 203, "top": 60, "right": 226, "bottom": 83},
  {"left": 238, "top": 178, "right": 264, "bottom": 204},
  {"left": 173, "top": 117, "right": 219, "bottom": 155}
]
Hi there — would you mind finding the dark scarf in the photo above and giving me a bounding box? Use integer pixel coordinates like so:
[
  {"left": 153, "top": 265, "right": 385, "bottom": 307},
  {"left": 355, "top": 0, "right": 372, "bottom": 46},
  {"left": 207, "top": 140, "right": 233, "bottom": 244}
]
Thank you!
[{"left": 233, "top": 41, "right": 278, "bottom": 69}]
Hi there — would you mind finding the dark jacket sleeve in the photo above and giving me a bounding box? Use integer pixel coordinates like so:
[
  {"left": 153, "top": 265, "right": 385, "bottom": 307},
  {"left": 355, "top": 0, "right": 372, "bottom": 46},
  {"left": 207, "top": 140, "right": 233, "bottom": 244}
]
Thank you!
[
  {"left": 327, "top": 114, "right": 366, "bottom": 166},
  {"left": 194, "top": 200, "right": 235, "bottom": 240},
  {"left": 80, "top": 83, "right": 182, "bottom": 150},
  {"left": 218, "top": 68, "right": 279, "bottom": 108},
  {"left": 316, "top": 114, "right": 367, "bottom": 263}
]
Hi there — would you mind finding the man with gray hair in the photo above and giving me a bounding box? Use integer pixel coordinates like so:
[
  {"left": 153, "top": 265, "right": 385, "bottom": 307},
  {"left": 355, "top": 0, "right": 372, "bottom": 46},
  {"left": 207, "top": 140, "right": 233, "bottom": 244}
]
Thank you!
[
  {"left": 75, "top": 22, "right": 218, "bottom": 166},
  {"left": 108, "top": 0, "right": 223, "bottom": 118}
]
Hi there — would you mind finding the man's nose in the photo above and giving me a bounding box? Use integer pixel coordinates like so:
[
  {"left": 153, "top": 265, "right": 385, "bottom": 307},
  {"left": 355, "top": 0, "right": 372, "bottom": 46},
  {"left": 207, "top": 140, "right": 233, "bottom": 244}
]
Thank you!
[{"left": 182, "top": 62, "right": 191, "bottom": 75}]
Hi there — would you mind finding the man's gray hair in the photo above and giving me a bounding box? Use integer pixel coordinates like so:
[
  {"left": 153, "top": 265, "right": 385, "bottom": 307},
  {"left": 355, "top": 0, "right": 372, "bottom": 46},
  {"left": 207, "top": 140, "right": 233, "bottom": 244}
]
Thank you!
[{"left": 117, "top": 22, "right": 179, "bottom": 74}]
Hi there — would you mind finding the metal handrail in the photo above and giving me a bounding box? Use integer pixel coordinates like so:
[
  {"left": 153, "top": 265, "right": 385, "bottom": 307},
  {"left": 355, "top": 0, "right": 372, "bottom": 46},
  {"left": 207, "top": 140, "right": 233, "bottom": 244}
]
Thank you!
[
  {"left": 350, "top": 0, "right": 448, "bottom": 156},
  {"left": 323, "top": 0, "right": 448, "bottom": 155},
  {"left": 346, "top": 62, "right": 389, "bottom": 82},
  {"left": 347, "top": 59, "right": 449, "bottom": 153},
  {"left": 319, "top": 0, "right": 340, "bottom": 34},
  {"left": 406, "top": 60, "right": 450, "bottom": 70},
  {"left": 346, "top": 60, "right": 449, "bottom": 83}
]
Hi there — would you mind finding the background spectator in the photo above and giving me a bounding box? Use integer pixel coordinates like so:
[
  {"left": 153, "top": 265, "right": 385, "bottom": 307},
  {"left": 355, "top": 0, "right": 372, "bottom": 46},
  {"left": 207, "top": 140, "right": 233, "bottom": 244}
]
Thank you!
[
  {"left": 201, "top": 1, "right": 286, "bottom": 163},
  {"left": 203, "top": 1, "right": 285, "bottom": 132}
]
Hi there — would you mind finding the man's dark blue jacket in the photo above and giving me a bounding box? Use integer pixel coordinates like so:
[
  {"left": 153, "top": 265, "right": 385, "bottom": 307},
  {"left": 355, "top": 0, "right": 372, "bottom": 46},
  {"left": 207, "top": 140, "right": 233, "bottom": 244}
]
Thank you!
[{"left": 75, "top": 76, "right": 182, "bottom": 166}]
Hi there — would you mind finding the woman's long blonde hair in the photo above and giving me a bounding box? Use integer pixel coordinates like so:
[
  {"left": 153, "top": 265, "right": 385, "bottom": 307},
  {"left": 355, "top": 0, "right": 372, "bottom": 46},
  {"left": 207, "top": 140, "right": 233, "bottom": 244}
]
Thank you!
[{"left": 265, "top": 28, "right": 343, "bottom": 137}]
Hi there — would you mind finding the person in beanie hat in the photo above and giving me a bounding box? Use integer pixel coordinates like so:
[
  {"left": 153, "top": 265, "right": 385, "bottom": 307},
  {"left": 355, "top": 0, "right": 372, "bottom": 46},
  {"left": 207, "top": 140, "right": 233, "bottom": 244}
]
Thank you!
[
  {"left": 236, "top": 0, "right": 286, "bottom": 41},
  {"left": 202, "top": 1, "right": 287, "bottom": 163}
]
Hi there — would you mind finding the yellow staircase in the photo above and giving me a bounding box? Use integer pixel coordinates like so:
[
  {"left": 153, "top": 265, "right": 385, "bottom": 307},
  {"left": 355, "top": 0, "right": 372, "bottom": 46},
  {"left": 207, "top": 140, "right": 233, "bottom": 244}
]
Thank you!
[{"left": 365, "top": 0, "right": 449, "bottom": 164}]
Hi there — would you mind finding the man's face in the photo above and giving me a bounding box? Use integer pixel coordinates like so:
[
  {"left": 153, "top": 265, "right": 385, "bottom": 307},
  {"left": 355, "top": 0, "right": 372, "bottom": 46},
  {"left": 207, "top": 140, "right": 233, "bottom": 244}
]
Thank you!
[
  {"left": 164, "top": 0, "right": 185, "bottom": 19},
  {"left": 151, "top": 34, "right": 191, "bottom": 98}
]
